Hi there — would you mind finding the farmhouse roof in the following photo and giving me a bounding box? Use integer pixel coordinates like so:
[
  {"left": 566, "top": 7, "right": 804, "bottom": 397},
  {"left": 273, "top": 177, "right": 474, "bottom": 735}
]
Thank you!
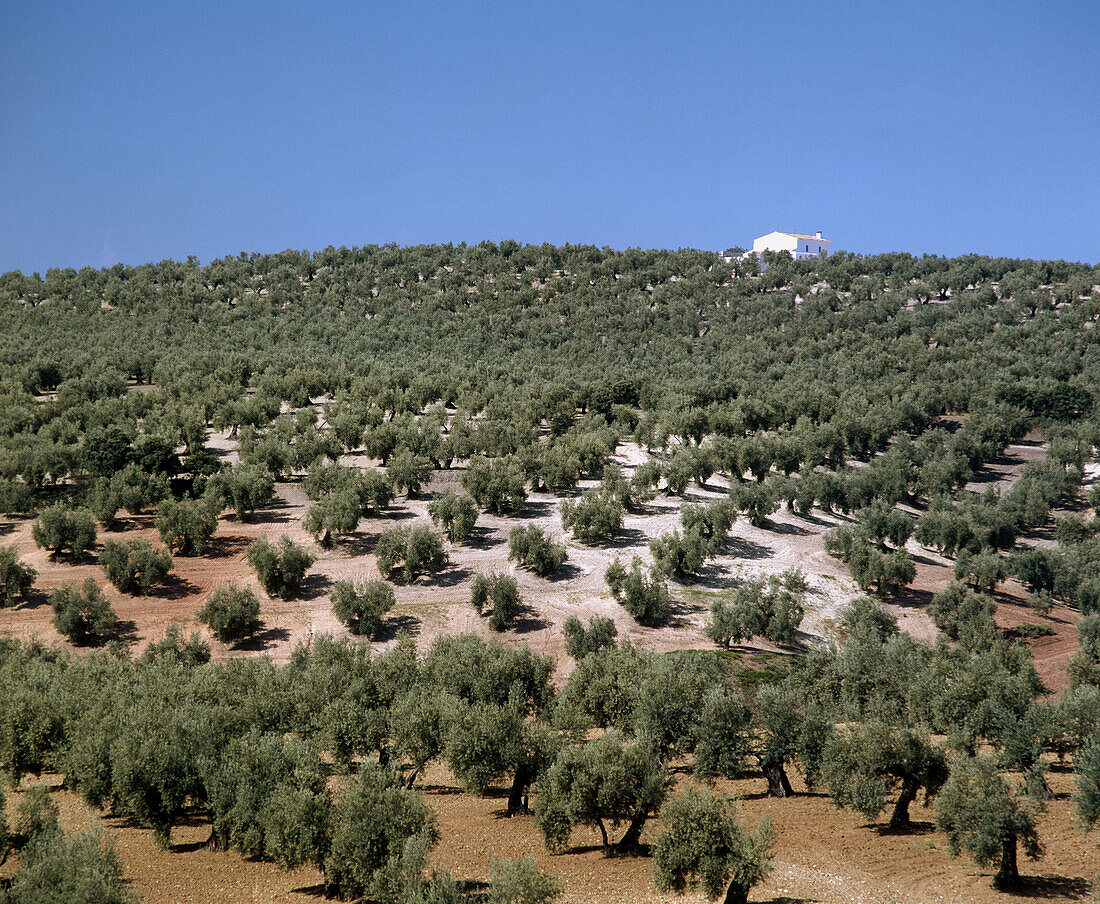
[{"left": 779, "top": 232, "right": 832, "bottom": 243}]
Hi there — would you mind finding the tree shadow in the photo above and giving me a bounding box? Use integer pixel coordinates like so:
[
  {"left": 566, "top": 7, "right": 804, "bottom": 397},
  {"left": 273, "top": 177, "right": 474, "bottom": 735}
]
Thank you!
[
  {"left": 375, "top": 614, "right": 421, "bottom": 643},
  {"left": 873, "top": 820, "right": 936, "bottom": 836},
  {"left": 519, "top": 499, "right": 556, "bottom": 519},
  {"left": 598, "top": 527, "right": 650, "bottom": 550},
  {"left": 290, "top": 883, "right": 328, "bottom": 898},
  {"left": 10, "top": 587, "right": 51, "bottom": 611},
  {"left": 546, "top": 562, "right": 584, "bottom": 583},
  {"left": 512, "top": 609, "right": 550, "bottom": 635},
  {"left": 758, "top": 898, "right": 819, "bottom": 904},
  {"left": 726, "top": 536, "right": 775, "bottom": 560},
  {"left": 294, "top": 573, "right": 333, "bottom": 601},
  {"left": 233, "top": 626, "right": 291, "bottom": 652},
  {"left": 690, "top": 563, "right": 744, "bottom": 590},
  {"left": 99, "top": 619, "right": 139, "bottom": 647},
  {"left": 1008, "top": 875, "right": 1091, "bottom": 899},
  {"left": 335, "top": 532, "right": 377, "bottom": 557},
  {"left": 250, "top": 503, "right": 294, "bottom": 525},
  {"left": 203, "top": 534, "right": 252, "bottom": 559},
  {"left": 767, "top": 520, "right": 810, "bottom": 536},
  {"left": 465, "top": 526, "right": 503, "bottom": 549},
  {"left": 888, "top": 586, "right": 934, "bottom": 610},
  {"left": 148, "top": 573, "right": 202, "bottom": 601}
]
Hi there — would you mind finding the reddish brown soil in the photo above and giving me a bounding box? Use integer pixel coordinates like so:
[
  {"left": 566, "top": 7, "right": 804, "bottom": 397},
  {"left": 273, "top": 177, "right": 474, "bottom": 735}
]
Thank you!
[{"left": 4, "top": 765, "right": 1098, "bottom": 904}]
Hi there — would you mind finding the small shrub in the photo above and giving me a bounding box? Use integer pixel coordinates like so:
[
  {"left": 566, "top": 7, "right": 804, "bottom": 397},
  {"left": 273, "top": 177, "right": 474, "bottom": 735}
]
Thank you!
[
  {"left": 50, "top": 578, "right": 118, "bottom": 643},
  {"left": 488, "top": 855, "right": 564, "bottom": 904},
  {"left": 100, "top": 538, "right": 172, "bottom": 594},
  {"left": 249, "top": 535, "right": 315, "bottom": 598},
  {"left": 376, "top": 526, "right": 448, "bottom": 582},
  {"left": 562, "top": 615, "right": 617, "bottom": 659},
  {"left": 428, "top": 490, "right": 479, "bottom": 542},
  {"left": 32, "top": 505, "right": 97, "bottom": 559},
  {"left": 471, "top": 573, "right": 521, "bottom": 631},
  {"left": 605, "top": 556, "right": 670, "bottom": 626},
  {"left": 332, "top": 579, "right": 395, "bottom": 637},
  {"left": 156, "top": 497, "right": 218, "bottom": 555},
  {"left": 508, "top": 525, "right": 567, "bottom": 577},
  {"left": 199, "top": 586, "right": 261, "bottom": 642},
  {"left": 707, "top": 570, "right": 806, "bottom": 648},
  {"left": 561, "top": 483, "right": 624, "bottom": 544},
  {"left": 0, "top": 545, "right": 36, "bottom": 606}
]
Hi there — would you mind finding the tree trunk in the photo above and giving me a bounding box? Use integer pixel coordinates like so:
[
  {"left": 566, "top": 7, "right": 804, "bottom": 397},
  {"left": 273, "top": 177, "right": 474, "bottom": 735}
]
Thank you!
[
  {"left": 992, "top": 833, "right": 1020, "bottom": 891},
  {"left": 596, "top": 818, "right": 609, "bottom": 850},
  {"left": 763, "top": 761, "right": 793, "bottom": 798},
  {"left": 404, "top": 762, "right": 423, "bottom": 791},
  {"left": 722, "top": 880, "right": 750, "bottom": 904},
  {"left": 506, "top": 763, "right": 533, "bottom": 817},
  {"left": 614, "top": 807, "right": 648, "bottom": 853},
  {"left": 889, "top": 775, "right": 921, "bottom": 829}
]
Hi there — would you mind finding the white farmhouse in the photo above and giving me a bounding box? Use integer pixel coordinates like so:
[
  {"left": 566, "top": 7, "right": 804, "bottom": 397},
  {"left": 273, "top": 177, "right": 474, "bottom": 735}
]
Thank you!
[{"left": 752, "top": 230, "right": 832, "bottom": 260}]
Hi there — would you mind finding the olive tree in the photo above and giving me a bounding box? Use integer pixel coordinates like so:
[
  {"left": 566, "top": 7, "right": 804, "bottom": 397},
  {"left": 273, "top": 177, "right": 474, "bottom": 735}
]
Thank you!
[
  {"left": 99, "top": 538, "right": 172, "bottom": 594},
  {"left": 332, "top": 579, "right": 394, "bottom": 637},
  {"left": 935, "top": 755, "right": 1043, "bottom": 890},
  {"left": 50, "top": 578, "right": 118, "bottom": 643},
  {"left": 32, "top": 505, "right": 97, "bottom": 559},
  {"left": 199, "top": 586, "right": 262, "bottom": 643},
  {"left": 249, "top": 536, "right": 315, "bottom": 598},
  {"left": 0, "top": 545, "right": 36, "bottom": 607},
  {"left": 508, "top": 526, "right": 567, "bottom": 577},
  {"left": 653, "top": 786, "right": 774, "bottom": 904}
]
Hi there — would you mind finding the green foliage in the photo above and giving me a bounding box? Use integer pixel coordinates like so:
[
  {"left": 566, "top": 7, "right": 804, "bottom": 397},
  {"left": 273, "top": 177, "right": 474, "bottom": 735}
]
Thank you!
[
  {"left": 376, "top": 526, "right": 448, "bottom": 583},
  {"left": 488, "top": 856, "right": 563, "bottom": 904},
  {"left": 248, "top": 535, "right": 315, "bottom": 598},
  {"left": 822, "top": 723, "right": 947, "bottom": 828},
  {"left": 649, "top": 529, "right": 708, "bottom": 581},
  {"left": 471, "top": 573, "right": 521, "bottom": 632},
  {"left": 304, "top": 487, "right": 362, "bottom": 542},
  {"left": 562, "top": 615, "right": 617, "bottom": 660},
  {"left": 928, "top": 583, "right": 996, "bottom": 641},
  {"left": 707, "top": 571, "right": 807, "bottom": 648},
  {"left": 202, "top": 729, "right": 326, "bottom": 857},
  {"left": 206, "top": 463, "right": 275, "bottom": 521},
  {"left": 31, "top": 505, "right": 96, "bottom": 559},
  {"left": 729, "top": 480, "right": 778, "bottom": 527},
  {"left": 387, "top": 449, "right": 433, "bottom": 497},
  {"left": 199, "top": 586, "right": 261, "bottom": 643},
  {"left": 2, "top": 826, "right": 138, "bottom": 904},
  {"left": 935, "top": 755, "right": 1043, "bottom": 890},
  {"left": 323, "top": 766, "right": 438, "bottom": 902},
  {"left": 0, "top": 545, "right": 36, "bottom": 607},
  {"left": 464, "top": 455, "right": 527, "bottom": 514},
  {"left": 534, "top": 733, "right": 666, "bottom": 852},
  {"left": 156, "top": 497, "right": 218, "bottom": 555},
  {"left": 508, "top": 526, "right": 567, "bottom": 577},
  {"left": 605, "top": 556, "right": 670, "bottom": 626},
  {"left": 1074, "top": 737, "right": 1100, "bottom": 831},
  {"left": 99, "top": 538, "right": 172, "bottom": 594},
  {"left": 653, "top": 786, "right": 774, "bottom": 904},
  {"left": 825, "top": 525, "right": 915, "bottom": 597},
  {"left": 14, "top": 785, "right": 60, "bottom": 842},
  {"left": 560, "top": 479, "right": 624, "bottom": 544},
  {"left": 50, "top": 578, "right": 117, "bottom": 643},
  {"left": 954, "top": 548, "right": 1008, "bottom": 593},
  {"left": 428, "top": 491, "right": 479, "bottom": 543},
  {"left": 332, "top": 579, "right": 394, "bottom": 637}
]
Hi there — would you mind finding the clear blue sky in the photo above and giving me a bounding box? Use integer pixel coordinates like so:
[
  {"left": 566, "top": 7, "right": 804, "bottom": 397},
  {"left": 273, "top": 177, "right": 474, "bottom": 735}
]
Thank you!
[{"left": 2, "top": 0, "right": 1097, "bottom": 273}]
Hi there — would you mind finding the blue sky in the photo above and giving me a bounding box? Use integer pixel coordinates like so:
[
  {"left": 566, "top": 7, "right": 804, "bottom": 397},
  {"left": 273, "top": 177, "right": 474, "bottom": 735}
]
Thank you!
[{"left": 2, "top": 0, "right": 1097, "bottom": 272}]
